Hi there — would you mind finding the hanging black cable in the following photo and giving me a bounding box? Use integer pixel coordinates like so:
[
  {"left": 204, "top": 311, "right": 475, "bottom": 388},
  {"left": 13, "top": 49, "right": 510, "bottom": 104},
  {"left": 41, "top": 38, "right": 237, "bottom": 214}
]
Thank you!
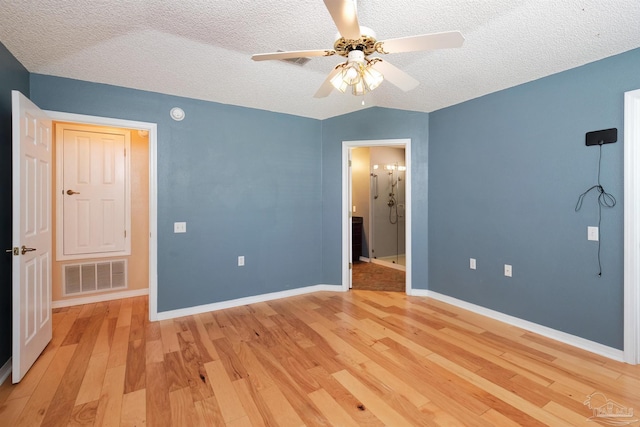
[{"left": 575, "top": 143, "right": 616, "bottom": 276}]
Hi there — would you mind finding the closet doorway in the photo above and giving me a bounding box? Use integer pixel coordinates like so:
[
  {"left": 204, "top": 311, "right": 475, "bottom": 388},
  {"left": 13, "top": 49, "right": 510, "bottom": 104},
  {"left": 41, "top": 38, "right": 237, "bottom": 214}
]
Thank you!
[{"left": 46, "top": 111, "right": 158, "bottom": 320}]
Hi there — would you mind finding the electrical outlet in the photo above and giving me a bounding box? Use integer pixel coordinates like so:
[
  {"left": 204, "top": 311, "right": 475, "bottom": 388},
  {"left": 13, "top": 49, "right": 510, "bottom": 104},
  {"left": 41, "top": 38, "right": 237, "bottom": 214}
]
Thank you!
[
  {"left": 504, "top": 264, "right": 512, "bottom": 277},
  {"left": 588, "top": 226, "right": 599, "bottom": 241},
  {"left": 174, "top": 222, "right": 186, "bottom": 233},
  {"left": 238, "top": 256, "right": 245, "bottom": 267},
  {"left": 470, "top": 258, "right": 476, "bottom": 270}
]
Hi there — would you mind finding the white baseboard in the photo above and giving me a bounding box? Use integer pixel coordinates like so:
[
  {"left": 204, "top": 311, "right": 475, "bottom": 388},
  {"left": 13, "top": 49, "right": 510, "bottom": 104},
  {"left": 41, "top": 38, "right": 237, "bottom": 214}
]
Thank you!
[
  {"left": 156, "top": 284, "right": 345, "bottom": 321},
  {"left": 0, "top": 357, "right": 11, "bottom": 385},
  {"left": 52, "top": 288, "right": 149, "bottom": 309},
  {"left": 359, "top": 256, "right": 370, "bottom": 262},
  {"left": 412, "top": 289, "right": 624, "bottom": 362},
  {"left": 371, "top": 258, "right": 406, "bottom": 272}
]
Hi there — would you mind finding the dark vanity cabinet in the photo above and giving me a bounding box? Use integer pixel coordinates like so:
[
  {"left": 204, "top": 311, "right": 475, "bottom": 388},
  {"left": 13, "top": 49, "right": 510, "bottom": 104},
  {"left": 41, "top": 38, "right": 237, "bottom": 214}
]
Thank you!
[{"left": 352, "top": 216, "right": 363, "bottom": 262}]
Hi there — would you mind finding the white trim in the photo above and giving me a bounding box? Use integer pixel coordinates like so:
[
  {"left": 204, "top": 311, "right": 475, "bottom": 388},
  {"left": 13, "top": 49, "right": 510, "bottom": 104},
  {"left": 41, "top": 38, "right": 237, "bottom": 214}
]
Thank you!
[
  {"left": 624, "top": 88, "right": 640, "bottom": 364},
  {"left": 52, "top": 288, "right": 149, "bottom": 308},
  {"left": 359, "top": 256, "right": 370, "bottom": 262},
  {"left": 148, "top": 127, "right": 158, "bottom": 321},
  {"left": 371, "top": 257, "right": 406, "bottom": 272},
  {"left": 342, "top": 139, "right": 412, "bottom": 294},
  {"left": 0, "top": 357, "right": 11, "bottom": 385},
  {"left": 44, "top": 110, "right": 158, "bottom": 322},
  {"left": 414, "top": 289, "right": 624, "bottom": 362},
  {"left": 156, "top": 285, "right": 344, "bottom": 321}
]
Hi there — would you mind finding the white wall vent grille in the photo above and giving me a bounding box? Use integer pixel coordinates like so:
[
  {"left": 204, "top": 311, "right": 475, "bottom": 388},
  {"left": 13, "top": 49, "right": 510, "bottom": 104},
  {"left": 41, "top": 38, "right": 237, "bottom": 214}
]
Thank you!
[{"left": 63, "top": 259, "right": 127, "bottom": 296}]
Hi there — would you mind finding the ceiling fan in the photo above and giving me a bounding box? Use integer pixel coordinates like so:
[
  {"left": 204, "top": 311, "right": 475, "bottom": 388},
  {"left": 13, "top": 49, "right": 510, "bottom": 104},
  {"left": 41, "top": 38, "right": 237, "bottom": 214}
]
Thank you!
[{"left": 251, "top": 0, "right": 464, "bottom": 98}]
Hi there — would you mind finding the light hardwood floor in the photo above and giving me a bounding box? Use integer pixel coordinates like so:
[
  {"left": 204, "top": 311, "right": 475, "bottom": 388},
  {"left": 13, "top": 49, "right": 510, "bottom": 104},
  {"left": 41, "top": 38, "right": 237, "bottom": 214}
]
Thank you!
[{"left": 0, "top": 291, "right": 639, "bottom": 426}]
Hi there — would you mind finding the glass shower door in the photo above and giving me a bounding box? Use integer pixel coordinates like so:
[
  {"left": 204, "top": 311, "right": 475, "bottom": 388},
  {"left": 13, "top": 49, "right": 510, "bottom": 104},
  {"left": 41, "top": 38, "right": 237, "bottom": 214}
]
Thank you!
[{"left": 371, "top": 163, "right": 405, "bottom": 268}]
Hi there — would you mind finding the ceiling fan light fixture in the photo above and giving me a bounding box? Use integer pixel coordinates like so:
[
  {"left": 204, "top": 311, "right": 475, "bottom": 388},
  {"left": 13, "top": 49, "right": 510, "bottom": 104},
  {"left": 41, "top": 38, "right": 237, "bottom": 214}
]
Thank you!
[
  {"left": 362, "top": 64, "right": 384, "bottom": 91},
  {"left": 330, "top": 68, "right": 350, "bottom": 93},
  {"left": 253, "top": 1, "right": 465, "bottom": 100},
  {"left": 351, "top": 79, "right": 366, "bottom": 96},
  {"left": 330, "top": 50, "right": 384, "bottom": 96},
  {"left": 344, "top": 65, "right": 361, "bottom": 84}
]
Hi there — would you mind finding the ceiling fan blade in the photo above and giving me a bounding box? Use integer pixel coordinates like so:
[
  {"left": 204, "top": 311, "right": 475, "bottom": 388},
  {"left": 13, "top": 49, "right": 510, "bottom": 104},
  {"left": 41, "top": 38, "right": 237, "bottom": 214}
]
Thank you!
[
  {"left": 252, "top": 49, "right": 335, "bottom": 61},
  {"left": 323, "top": 0, "right": 361, "bottom": 40},
  {"left": 376, "top": 31, "right": 464, "bottom": 54},
  {"left": 372, "top": 60, "right": 419, "bottom": 92},
  {"left": 314, "top": 66, "right": 343, "bottom": 98}
]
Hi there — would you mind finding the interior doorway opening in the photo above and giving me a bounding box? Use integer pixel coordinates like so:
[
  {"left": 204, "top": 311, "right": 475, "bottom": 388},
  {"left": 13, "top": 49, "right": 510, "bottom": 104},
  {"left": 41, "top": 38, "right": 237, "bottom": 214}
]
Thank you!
[
  {"left": 45, "top": 110, "right": 158, "bottom": 321},
  {"left": 342, "top": 139, "right": 411, "bottom": 293},
  {"left": 52, "top": 121, "right": 149, "bottom": 304}
]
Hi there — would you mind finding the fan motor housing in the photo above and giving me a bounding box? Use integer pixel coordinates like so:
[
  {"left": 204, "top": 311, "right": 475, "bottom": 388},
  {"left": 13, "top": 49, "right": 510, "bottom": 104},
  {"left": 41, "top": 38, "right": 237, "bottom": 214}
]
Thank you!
[
  {"left": 334, "top": 26, "right": 377, "bottom": 57},
  {"left": 334, "top": 35, "right": 377, "bottom": 57}
]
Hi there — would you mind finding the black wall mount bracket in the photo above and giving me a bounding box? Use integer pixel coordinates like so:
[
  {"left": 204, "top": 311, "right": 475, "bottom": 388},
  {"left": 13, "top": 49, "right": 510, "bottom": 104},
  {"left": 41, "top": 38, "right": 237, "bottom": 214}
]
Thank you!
[{"left": 586, "top": 128, "right": 617, "bottom": 146}]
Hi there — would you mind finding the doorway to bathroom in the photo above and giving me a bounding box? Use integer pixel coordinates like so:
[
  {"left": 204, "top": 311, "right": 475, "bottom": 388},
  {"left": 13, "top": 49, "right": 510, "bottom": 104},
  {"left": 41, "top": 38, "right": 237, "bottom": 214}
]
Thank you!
[{"left": 341, "top": 139, "right": 411, "bottom": 293}]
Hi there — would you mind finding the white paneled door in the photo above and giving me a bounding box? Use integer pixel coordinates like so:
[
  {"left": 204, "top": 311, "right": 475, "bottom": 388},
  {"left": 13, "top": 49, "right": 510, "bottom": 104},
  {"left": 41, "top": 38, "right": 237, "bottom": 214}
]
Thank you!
[
  {"left": 59, "top": 125, "right": 128, "bottom": 257},
  {"left": 11, "top": 91, "right": 53, "bottom": 383}
]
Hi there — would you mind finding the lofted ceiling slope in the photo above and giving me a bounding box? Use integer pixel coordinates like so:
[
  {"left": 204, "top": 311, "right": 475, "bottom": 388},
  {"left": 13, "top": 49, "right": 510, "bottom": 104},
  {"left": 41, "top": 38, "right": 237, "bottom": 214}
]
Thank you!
[{"left": 1, "top": 0, "right": 639, "bottom": 120}]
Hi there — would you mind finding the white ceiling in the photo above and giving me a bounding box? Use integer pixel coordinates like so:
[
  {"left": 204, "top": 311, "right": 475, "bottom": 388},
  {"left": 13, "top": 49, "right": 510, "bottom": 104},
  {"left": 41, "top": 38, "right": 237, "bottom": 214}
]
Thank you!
[{"left": 1, "top": 0, "right": 638, "bottom": 120}]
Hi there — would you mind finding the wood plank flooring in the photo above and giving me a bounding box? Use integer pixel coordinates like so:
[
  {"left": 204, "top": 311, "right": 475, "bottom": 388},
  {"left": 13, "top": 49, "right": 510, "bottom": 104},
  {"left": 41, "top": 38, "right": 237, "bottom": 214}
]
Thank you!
[{"left": 1, "top": 291, "right": 639, "bottom": 426}]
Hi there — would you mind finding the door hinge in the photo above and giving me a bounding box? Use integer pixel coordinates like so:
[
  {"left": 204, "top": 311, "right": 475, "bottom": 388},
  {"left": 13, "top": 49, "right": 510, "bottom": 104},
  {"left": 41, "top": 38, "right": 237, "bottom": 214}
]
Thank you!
[
  {"left": 349, "top": 262, "right": 352, "bottom": 270},
  {"left": 124, "top": 148, "right": 127, "bottom": 157},
  {"left": 348, "top": 160, "right": 352, "bottom": 167},
  {"left": 5, "top": 247, "right": 19, "bottom": 256},
  {"left": 348, "top": 211, "right": 352, "bottom": 218},
  {"left": 124, "top": 230, "right": 127, "bottom": 238}
]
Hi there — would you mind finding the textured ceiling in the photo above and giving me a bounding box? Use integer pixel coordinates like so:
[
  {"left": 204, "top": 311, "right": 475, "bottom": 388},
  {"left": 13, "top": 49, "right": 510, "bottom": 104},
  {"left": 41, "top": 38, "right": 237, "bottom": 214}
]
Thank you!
[{"left": 1, "top": 0, "right": 639, "bottom": 120}]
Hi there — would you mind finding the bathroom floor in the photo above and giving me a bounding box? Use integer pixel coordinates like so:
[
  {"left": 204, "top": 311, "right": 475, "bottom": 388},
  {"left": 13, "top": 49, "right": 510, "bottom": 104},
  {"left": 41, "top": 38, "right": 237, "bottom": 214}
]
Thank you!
[{"left": 351, "top": 261, "right": 406, "bottom": 292}]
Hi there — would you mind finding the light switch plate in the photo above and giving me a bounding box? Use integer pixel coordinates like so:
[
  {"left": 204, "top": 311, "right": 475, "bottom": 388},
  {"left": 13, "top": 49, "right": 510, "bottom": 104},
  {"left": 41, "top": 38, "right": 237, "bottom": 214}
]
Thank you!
[
  {"left": 588, "top": 226, "right": 599, "bottom": 241},
  {"left": 238, "top": 256, "right": 245, "bottom": 266},
  {"left": 174, "top": 222, "right": 186, "bottom": 233},
  {"left": 470, "top": 258, "right": 476, "bottom": 270},
  {"left": 504, "top": 264, "right": 512, "bottom": 277}
]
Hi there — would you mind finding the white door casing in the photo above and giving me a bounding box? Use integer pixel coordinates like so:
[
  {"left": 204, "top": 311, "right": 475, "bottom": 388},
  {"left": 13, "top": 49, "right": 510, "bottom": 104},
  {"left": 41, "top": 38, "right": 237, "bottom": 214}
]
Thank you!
[
  {"left": 342, "top": 139, "right": 412, "bottom": 294},
  {"left": 348, "top": 149, "right": 353, "bottom": 289},
  {"left": 56, "top": 124, "right": 130, "bottom": 260},
  {"left": 11, "top": 91, "right": 53, "bottom": 383},
  {"left": 624, "top": 88, "right": 640, "bottom": 365}
]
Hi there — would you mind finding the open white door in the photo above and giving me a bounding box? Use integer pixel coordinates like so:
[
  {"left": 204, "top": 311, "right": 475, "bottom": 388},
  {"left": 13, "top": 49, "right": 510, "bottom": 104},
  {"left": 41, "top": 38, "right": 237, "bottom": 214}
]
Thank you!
[{"left": 11, "top": 90, "right": 53, "bottom": 383}]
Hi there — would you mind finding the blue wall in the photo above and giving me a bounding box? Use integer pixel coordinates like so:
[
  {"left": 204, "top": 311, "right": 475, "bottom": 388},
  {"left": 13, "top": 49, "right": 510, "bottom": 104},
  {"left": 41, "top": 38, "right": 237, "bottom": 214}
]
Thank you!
[
  {"left": 429, "top": 48, "right": 640, "bottom": 349},
  {"left": 30, "top": 75, "right": 323, "bottom": 312},
  {"left": 0, "top": 42, "right": 30, "bottom": 370},
  {"left": 321, "top": 108, "right": 430, "bottom": 287}
]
